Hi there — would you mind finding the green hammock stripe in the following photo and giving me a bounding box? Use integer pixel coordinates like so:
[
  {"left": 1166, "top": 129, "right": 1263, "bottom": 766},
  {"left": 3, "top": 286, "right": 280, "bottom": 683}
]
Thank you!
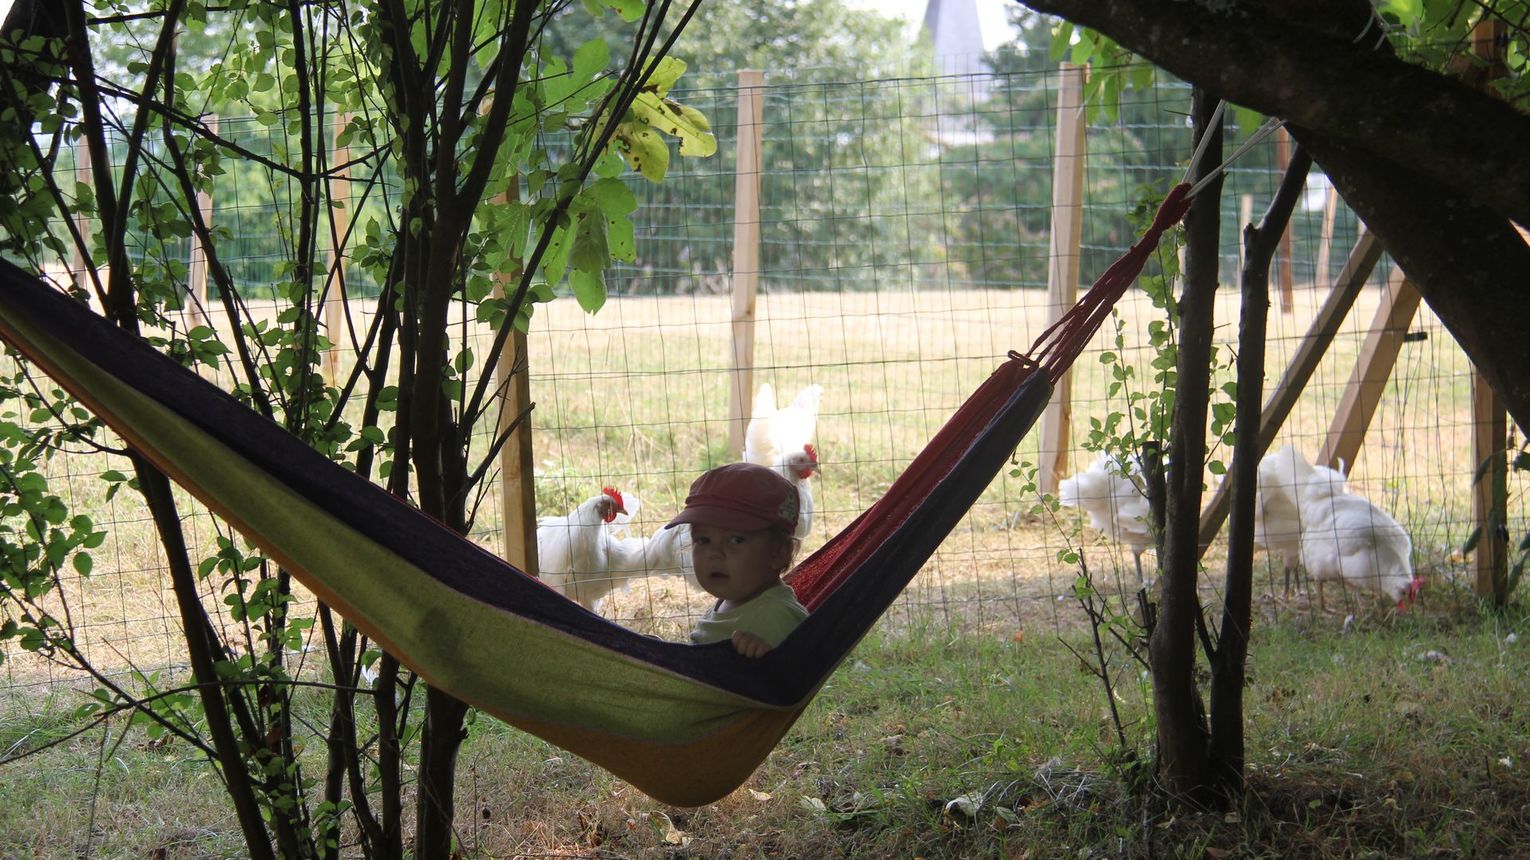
[
  {"left": 0, "top": 291, "right": 779, "bottom": 751},
  {"left": 0, "top": 253, "right": 1063, "bottom": 805}
]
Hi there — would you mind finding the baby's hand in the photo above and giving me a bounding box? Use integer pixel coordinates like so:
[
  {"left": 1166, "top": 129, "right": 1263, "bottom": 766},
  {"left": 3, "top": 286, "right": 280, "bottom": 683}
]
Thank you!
[{"left": 731, "top": 630, "right": 773, "bottom": 658}]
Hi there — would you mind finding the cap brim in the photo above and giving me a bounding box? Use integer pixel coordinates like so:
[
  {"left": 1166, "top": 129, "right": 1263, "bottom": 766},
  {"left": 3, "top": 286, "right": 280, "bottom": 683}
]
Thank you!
[{"left": 666, "top": 504, "right": 777, "bottom": 532}]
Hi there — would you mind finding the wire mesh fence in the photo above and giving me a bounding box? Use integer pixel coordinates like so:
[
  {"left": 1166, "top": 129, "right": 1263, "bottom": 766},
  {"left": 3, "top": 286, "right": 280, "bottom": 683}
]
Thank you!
[{"left": 4, "top": 64, "right": 1523, "bottom": 701}]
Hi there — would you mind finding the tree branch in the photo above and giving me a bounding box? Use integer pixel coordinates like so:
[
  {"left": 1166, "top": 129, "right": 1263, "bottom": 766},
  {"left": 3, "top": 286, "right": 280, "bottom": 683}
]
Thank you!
[{"left": 1020, "top": 0, "right": 1530, "bottom": 226}]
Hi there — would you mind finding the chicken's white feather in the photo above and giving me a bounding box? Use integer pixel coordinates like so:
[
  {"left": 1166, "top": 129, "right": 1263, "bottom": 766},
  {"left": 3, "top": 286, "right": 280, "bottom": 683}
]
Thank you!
[
  {"left": 744, "top": 383, "right": 822, "bottom": 469},
  {"left": 1297, "top": 467, "right": 1419, "bottom": 608},
  {"left": 536, "top": 488, "right": 631, "bottom": 611},
  {"left": 1058, "top": 452, "right": 1152, "bottom": 578}
]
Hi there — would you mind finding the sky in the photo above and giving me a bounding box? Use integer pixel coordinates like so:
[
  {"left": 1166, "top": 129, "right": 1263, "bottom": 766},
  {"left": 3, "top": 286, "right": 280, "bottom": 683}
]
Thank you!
[{"left": 843, "top": 0, "right": 1022, "bottom": 52}]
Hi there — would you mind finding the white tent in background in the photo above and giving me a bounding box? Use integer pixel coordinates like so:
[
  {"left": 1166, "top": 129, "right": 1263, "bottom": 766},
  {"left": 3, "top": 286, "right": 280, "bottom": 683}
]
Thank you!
[{"left": 922, "top": 0, "right": 989, "bottom": 77}]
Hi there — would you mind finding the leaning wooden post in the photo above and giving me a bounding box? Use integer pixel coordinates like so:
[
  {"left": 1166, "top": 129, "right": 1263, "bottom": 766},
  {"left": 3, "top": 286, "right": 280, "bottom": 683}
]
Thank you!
[
  {"left": 1314, "top": 268, "right": 1420, "bottom": 473},
  {"left": 185, "top": 114, "right": 217, "bottom": 329},
  {"left": 727, "top": 69, "right": 765, "bottom": 459},
  {"left": 493, "top": 176, "right": 539, "bottom": 573},
  {"left": 1038, "top": 62, "right": 1087, "bottom": 495},
  {"left": 1197, "top": 228, "right": 1384, "bottom": 556}
]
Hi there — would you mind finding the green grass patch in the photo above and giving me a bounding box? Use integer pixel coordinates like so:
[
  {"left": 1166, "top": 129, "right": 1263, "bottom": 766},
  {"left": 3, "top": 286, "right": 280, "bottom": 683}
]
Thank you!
[{"left": 3, "top": 602, "right": 1527, "bottom": 858}]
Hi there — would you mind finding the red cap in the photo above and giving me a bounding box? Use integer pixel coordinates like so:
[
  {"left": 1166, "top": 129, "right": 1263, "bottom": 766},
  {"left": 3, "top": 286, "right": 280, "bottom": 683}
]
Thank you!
[{"left": 666, "top": 462, "right": 799, "bottom": 534}]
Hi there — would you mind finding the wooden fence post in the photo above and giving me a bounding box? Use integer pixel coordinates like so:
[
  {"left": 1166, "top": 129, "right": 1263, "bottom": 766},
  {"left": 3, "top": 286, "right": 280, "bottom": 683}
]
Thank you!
[
  {"left": 1038, "top": 62, "right": 1087, "bottom": 495},
  {"left": 493, "top": 176, "right": 539, "bottom": 572},
  {"left": 185, "top": 114, "right": 217, "bottom": 329},
  {"left": 1274, "top": 127, "right": 1294, "bottom": 313},
  {"left": 1465, "top": 18, "right": 1509, "bottom": 602},
  {"left": 324, "top": 112, "right": 350, "bottom": 384},
  {"left": 727, "top": 69, "right": 765, "bottom": 459},
  {"left": 1315, "top": 184, "right": 1339, "bottom": 287},
  {"left": 71, "top": 133, "right": 95, "bottom": 303}
]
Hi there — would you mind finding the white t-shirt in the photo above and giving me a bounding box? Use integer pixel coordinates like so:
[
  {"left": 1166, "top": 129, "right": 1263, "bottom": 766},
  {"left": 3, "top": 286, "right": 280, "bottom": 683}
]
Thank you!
[{"left": 690, "top": 582, "right": 808, "bottom": 648}]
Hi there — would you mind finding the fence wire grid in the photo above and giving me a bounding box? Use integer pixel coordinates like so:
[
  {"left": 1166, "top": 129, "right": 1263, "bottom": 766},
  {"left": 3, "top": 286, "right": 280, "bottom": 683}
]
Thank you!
[{"left": 3, "top": 65, "right": 1523, "bottom": 699}]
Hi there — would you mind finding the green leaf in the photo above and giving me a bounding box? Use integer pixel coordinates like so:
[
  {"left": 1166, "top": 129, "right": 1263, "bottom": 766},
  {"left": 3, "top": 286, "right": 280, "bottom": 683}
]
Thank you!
[
  {"left": 568, "top": 208, "right": 609, "bottom": 274},
  {"left": 570, "top": 268, "right": 606, "bottom": 314},
  {"left": 586, "top": 177, "right": 637, "bottom": 215},
  {"left": 629, "top": 91, "right": 717, "bottom": 157},
  {"left": 617, "top": 126, "right": 669, "bottom": 182},
  {"left": 600, "top": 0, "right": 645, "bottom": 22},
  {"left": 607, "top": 214, "right": 635, "bottom": 262},
  {"left": 572, "top": 38, "right": 609, "bottom": 87}
]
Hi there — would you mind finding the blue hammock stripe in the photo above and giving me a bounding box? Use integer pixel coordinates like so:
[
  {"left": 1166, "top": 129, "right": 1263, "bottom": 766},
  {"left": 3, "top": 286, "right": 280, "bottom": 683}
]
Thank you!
[{"left": 0, "top": 257, "right": 1053, "bottom": 805}]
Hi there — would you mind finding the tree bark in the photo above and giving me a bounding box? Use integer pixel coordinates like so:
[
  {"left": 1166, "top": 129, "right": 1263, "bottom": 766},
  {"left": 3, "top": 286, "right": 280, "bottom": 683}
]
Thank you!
[
  {"left": 1208, "top": 147, "right": 1312, "bottom": 797},
  {"left": 1285, "top": 129, "right": 1530, "bottom": 432},
  {"left": 1149, "top": 89, "right": 1221, "bottom": 808},
  {"left": 1018, "top": 0, "right": 1530, "bottom": 227},
  {"left": 415, "top": 692, "right": 471, "bottom": 859},
  {"left": 1019, "top": 0, "right": 1530, "bottom": 438}
]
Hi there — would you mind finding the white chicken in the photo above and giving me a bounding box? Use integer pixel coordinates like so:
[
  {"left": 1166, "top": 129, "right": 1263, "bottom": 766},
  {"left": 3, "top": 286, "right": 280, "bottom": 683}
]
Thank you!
[
  {"left": 1254, "top": 445, "right": 1312, "bottom": 577},
  {"left": 536, "top": 487, "right": 631, "bottom": 611},
  {"left": 1058, "top": 452, "right": 1153, "bottom": 582},
  {"left": 1296, "top": 466, "right": 1423, "bottom": 611},
  {"left": 744, "top": 383, "right": 822, "bottom": 469},
  {"left": 607, "top": 520, "right": 698, "bottom": 590},
  {"left": 773, "top": 443, "right": 818, "bottom": 545},
  {"left": 1254, "top": 445, "right": 1347, "bottom": 588}
]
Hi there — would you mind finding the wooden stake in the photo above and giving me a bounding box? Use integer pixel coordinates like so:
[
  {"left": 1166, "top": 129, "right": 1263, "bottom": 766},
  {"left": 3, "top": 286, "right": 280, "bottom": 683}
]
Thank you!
[
  {"left": 185, "top": 114, "right": 217, "bottom": 330},
  {"left": 1237, "top": 194, "right": 1253, "bottom": 274},
  {"left": 1038, "top": 62, "right": 1088, "bottom": 495},
  {"left": 727, "top": 70, "right": 765, "bottom": 459},
  {"left": 1465, "top": 17, "right": 1509, "bottom": 602},
  {"left": 324, "top": 112, "right": 350, "bottom": 385},
  {"left": 493, "top": 177, "right": 539, "bottom": 572}
]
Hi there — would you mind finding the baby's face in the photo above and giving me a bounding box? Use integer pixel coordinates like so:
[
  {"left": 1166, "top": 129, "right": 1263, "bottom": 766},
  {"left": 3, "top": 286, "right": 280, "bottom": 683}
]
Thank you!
[{"left": 689, "top": 524, "right": 790, "bottom": 606}]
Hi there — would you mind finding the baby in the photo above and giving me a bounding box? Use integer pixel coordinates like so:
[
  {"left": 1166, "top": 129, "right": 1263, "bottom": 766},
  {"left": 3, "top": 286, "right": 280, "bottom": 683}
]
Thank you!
[{"left": 665, "top": 462, "right": 808, "bottom": 657}]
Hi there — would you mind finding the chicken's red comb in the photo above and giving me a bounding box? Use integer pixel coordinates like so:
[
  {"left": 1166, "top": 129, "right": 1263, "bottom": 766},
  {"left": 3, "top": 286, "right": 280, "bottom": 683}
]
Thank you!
[
  {"left": 602, "top": 486, "right": 624, "bottom": 508},
  {"left": 803, "top": 443, "right": 818, "bottom": 464}
]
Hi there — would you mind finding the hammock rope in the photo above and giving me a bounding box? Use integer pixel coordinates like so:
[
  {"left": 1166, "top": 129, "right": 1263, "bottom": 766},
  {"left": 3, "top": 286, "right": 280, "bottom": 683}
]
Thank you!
[{"left": 1025, "top": 182, "right": 1195, "bottom": 383}]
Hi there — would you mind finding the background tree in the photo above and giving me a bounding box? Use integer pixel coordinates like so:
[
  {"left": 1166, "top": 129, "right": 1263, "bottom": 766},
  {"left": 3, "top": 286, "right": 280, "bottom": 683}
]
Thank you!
[
  {"left": 546, "top": 0, "right": 947, "bottom": 294},
  {"left": 0, "top": 1, "right": 712, "bottom": 856}
]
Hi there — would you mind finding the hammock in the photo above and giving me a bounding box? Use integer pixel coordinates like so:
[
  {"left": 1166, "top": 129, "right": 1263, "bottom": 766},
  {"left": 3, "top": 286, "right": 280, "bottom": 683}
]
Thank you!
[{"left": 0, "top": 185, "right": 1191, "bottom": 807}]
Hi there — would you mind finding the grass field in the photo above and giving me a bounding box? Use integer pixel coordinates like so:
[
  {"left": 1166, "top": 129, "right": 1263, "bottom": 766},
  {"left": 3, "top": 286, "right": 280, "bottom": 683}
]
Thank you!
[
  {"left": 3, "top": 281, "right": 1528, "bottom": 857},
  {"left": 2, "top": 608, "right": 1528, "bottom": 858}
]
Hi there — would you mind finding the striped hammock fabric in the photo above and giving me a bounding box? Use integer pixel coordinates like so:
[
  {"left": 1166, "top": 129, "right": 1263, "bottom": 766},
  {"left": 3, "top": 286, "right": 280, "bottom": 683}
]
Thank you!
[{"left": 0, "top": 184, "right": 1190, "bottom": 806}]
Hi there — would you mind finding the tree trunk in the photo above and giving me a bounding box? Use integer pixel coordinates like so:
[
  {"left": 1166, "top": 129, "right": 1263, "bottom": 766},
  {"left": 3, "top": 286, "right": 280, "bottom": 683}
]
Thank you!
[
  {"left": 1017, "top": 0, "right": 1530, "bottom": 227},
  {"left": 1285, "top": 128, "right": 1530, "bottom": 432},
  {"left": 1207, "top": 147, "right": 1312, "bottom": 797},
  {"left": 1148, "top": 89, "right": 1221, "bottom": 807},
  {"left": 415, "top": 691, "right": 471, "bottom": 858}
]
